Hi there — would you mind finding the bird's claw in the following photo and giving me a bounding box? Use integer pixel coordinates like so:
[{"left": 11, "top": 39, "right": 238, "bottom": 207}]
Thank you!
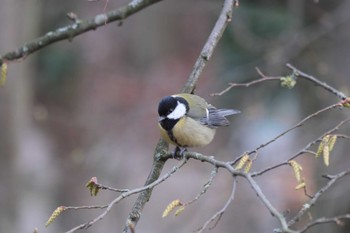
[{"left": 172, "top": 147, "right": 187, "bottom": 160}]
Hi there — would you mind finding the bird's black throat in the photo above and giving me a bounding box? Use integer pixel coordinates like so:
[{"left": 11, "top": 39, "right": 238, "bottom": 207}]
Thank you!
[
  {"left": 159, "top": 118, "right": 179, "bottom": 131},
  {"left": 160, "top": 118, "right": 181, "bottom": 146}
]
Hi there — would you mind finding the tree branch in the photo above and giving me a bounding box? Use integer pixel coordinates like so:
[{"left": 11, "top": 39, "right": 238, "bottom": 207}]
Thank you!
[
  {"left": 65, "top": 156, "right": 187, "bottom": 233},
  {"left": 184, "top": 167, "right": 218, "bottom": 206},
  {"left": 196, "top": 178, "right": 237, "bottom": 233},
  {"left": 182, "top": 0, "right": 235, "bottom": 94},
  {"left": 286, "top": 63, "right": 347, "bottom": 100},
  {"left": 122, "top": 0, "right": 236, "bottom": 232},
  {"left": 253, "top": 117, "right": 350, "bottom": 177},
  {"left": 214, "top": 64, "right": 348, "bottom": 101},
  {"left": 288, "top": 170, "right": 350, "bottom": 228},
  {"left": 162, "top": 147, "right": 350, "bottom": 233},
  {"left": 0, "top": 0, "right": 164, "bottom": 65},
  {"left": 245, "top": 174, "right": 298, "bottom": 233},
  {"left": 299, "top": 214, "right": 350, "bottom": 233},
  {"left": 122, "top": 139, "right": 169, "bottom": 233},
  {"left": 4, "top": 0, "right": 349, "bottom": 232},
  {"left": 231, "top": 102, "right": 340, "bottom": 170},
  {"left": 212, "top": 67, "right": 280, "bottom": 96}
]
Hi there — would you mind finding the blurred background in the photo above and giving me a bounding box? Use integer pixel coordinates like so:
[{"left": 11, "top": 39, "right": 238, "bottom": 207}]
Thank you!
[{"left": 1, "top": 0, "right": 350, "bottom": 232}]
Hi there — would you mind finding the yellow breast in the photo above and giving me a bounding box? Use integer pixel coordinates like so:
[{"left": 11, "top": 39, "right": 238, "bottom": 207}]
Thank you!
[{"left": 158, "top": 117, "right": 216, "bottom": 148}]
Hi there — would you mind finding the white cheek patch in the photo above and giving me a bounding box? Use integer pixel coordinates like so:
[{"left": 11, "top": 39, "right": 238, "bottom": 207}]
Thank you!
[{"left": 167, "top": 102, "right": 187, "bottom": 119}]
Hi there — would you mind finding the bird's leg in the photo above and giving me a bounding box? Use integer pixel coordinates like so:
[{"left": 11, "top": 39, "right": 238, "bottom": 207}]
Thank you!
[{"left": 173, "top": 146, "right": 187, "bottom": 160}]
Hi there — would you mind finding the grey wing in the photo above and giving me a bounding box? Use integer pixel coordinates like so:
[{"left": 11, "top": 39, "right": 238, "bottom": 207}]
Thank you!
[
  {"left": 182, "top": 94, "right": 210, "bottom": 119},
  {"left": 200, "top": 108, "right": 240, "bottom": 127}
]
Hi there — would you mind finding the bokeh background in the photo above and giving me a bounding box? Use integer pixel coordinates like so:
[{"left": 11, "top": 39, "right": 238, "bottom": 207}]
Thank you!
[{"left": 1, "top": 0, "right": 350, "bottom": 232}]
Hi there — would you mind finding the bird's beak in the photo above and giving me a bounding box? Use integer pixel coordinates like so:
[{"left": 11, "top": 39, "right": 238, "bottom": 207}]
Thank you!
[{"left": 158, "top": 116, "right": 165, "bottom": 122}]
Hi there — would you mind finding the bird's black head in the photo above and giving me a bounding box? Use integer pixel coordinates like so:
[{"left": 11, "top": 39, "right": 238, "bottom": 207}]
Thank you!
[
  {"left": 158, "top": 96, "right": 178, "bottom": 118},
  {"left": 158, "top": 95, "right": 189, "bottom": 130}
]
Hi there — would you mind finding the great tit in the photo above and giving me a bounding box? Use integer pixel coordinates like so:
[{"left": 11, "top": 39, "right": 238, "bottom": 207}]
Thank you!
[{"left": 158, "top": 93, "right": 240, "bottom": 154}]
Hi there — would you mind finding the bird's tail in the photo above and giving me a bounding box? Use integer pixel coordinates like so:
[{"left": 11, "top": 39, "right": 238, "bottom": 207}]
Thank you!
[
  {"left": 215, "top": 109, "right": 240, "bottom": 116},
  {"left": 207, "top": 108, "right": 240, "bottom": 126}
]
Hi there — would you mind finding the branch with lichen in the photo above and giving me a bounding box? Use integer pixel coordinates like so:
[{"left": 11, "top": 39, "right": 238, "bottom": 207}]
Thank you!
[{"left": 122, "top": 0, "right": 236, "bottom": 232}]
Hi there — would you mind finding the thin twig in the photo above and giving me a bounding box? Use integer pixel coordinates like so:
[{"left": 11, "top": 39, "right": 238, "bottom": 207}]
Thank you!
[
  {"left": 169, "top": 149, "right": 350, "bottom": 233},
  {"left": 65, "top": 158, "right": 188, "bottom": 233},
  {"left": 88, "top": 177, "right": 130, "bottom": 193},
  {"left": 252, "top": 103, "right": 339, "bottom": 152},
  {"left": 288, "top": 170, "right": 350, "bottom": 227},
  {"left": 212, "top": 67, "right": 280, "bottom": 96},
  {"left": 214, "top": 64, "right": 348, "bottom": 101},
  {"left": 252, "top": 117, "right": 350, "bottom": 176},
  {"left": 184, "top": 167, "right": 218, "bottom": 206},
  {"left": 299, "top": 214, "right": 350, "bottom": 233},
  {"left": 288, "top": 118, "right": 350, "bottom": 162},
  {"left": 231, "top": 102, "right": 340, "bottom": 168},
  {"left": 244, "top": 174, "right": 298, "bottom": 233},
  {"left": 64, "top": 205, "right": 108, "bottom": 210},
  {"left": 286, "top": 63, "right": 347, "bottom": 100},
  {"left": 196, "top": 178, "right": 237, "bottom": 233},
  {"left": 336, "top": 134, "right": 350, "bottom": 140},
  {"left": 97, "top": 184, "right": 129, "bottom": 193}
]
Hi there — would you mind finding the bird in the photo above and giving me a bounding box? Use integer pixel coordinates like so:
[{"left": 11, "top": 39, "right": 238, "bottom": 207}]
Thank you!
[{"left": 158, "top": 93, "right": 240, "bottom": 156}]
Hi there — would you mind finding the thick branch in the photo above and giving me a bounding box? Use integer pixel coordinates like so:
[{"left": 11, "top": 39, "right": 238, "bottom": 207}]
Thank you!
[
  {"left": 0, "top": 0, "right": 163, "bottom": 65},
  {"left": 122, "top": 139, "right": 169, "bottom": 233},
  {"left": 182, "top": 0, "right": 235, "bottom": 93},
  {"left": 122, "top": 0, "right": 235, "bottom": 232}
]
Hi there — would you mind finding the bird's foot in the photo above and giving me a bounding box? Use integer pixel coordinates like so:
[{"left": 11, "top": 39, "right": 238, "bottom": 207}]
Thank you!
[{"left": 172, "top": 147, "right": 187, "bottom": 160}]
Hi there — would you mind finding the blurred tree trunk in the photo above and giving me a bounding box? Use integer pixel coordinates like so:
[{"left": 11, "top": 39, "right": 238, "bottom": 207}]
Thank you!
[{"left": 0, "top": 1, "right": 57, "bottom": 232}]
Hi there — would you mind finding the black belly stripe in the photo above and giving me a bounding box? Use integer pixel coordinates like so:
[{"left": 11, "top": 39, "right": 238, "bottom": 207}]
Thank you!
[
  {"left": 167, "top": 130, "right": 178, "bottom": 145},
  {"left": 160, "top": 118, "right": 189, "bottom": 147},
  {"left": 167, "top": 130, "right": 188, "bottom": 147}
]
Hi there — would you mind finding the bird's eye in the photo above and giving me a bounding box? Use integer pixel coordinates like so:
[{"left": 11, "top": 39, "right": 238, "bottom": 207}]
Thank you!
[{"left": 168, "top": 108, "right": 174, "bottom": 114}]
